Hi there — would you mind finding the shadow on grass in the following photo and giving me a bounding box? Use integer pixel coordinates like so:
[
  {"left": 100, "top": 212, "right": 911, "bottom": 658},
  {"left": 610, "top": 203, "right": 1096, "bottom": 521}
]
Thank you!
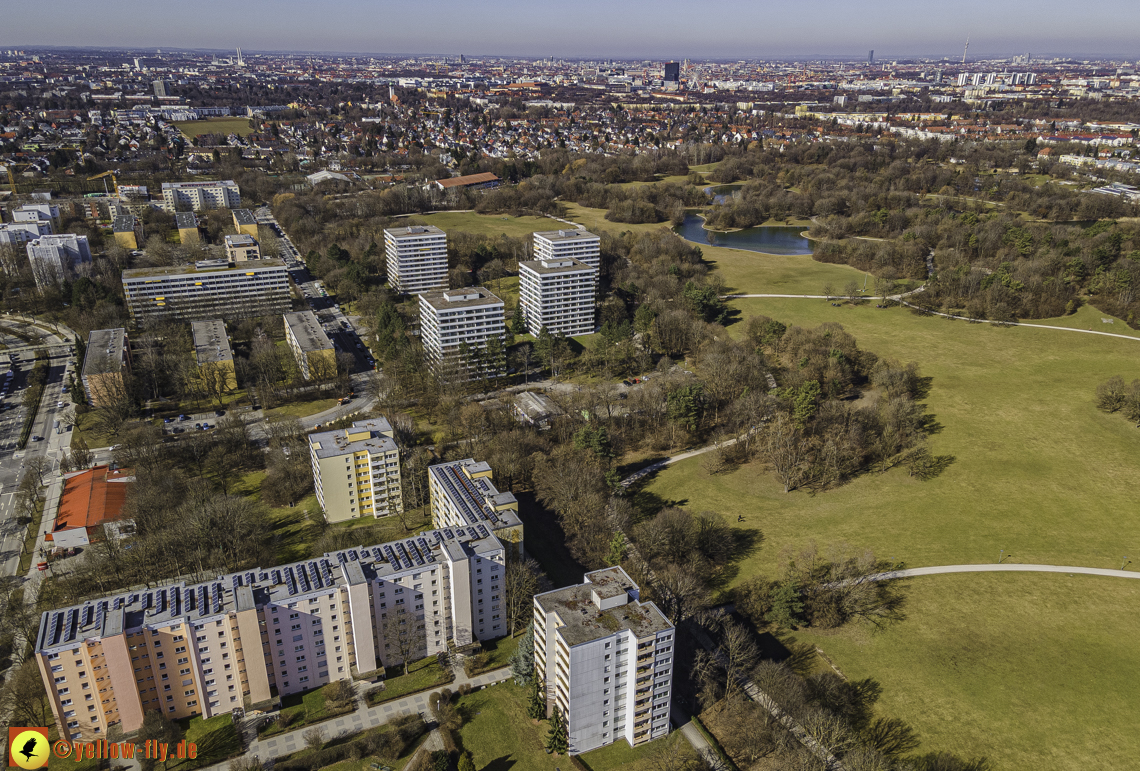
[
  {"left": 516, "top": 491, "right": 589, "bottom": 588},
  {"left": 483, "top": 756, "right": 517, "bottom": 771}
]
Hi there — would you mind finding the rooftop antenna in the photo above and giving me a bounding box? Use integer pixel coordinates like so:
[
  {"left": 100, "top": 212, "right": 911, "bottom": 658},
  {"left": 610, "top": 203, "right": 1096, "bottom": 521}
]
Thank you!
[{"left": 962, "top": 36, "right": 970, "bottom": 65}]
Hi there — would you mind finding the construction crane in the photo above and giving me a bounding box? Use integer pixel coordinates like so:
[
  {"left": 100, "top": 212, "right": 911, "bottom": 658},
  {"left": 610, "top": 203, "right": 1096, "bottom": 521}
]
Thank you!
[
  {"left": 87, "top": 170, "right": 120, "bottom": 197},
  {"left": 1, "top": 162, "right": 36, "bottom": 194}
]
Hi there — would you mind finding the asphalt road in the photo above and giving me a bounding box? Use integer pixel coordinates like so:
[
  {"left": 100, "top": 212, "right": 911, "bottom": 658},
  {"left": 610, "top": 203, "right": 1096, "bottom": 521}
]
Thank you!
[{"left": 0, "top": 320, "right": 77, "bottom": 578}]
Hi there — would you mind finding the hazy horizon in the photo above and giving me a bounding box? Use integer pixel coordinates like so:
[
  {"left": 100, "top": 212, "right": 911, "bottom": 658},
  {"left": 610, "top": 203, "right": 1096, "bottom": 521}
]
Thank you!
[{"left": 2, "top": 0, "right": 1138, "bottom": 62}]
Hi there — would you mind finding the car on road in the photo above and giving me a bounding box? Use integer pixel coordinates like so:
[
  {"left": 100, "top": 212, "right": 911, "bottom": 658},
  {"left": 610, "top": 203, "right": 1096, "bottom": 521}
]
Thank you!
[
  {"left": 31, "top": 435, "right": 42, "bottom": 441},
  {"left": 195, "top": 423, "right": 202, "bottom": 429},
  {"left": 178, "top": 414, "right": 188, "bottom": 421},
  {"left": 164, "top": 417, "right": 173, "bottom": 423}
]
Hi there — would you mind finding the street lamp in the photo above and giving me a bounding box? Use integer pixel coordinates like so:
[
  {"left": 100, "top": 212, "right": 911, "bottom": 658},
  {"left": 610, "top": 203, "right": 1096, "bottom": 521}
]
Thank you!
[
  {"left": 1122, "top": 556, "right": 1130, "bottom": 571},
  {"left": 998, "top": 548, "right": 1004, "bottom": 564}
]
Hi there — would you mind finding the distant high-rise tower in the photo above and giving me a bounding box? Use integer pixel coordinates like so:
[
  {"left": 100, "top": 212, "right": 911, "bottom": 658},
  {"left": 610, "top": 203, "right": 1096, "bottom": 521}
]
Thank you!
[
  {"left": 664, "top": 61, "right": 680, "bottom": 83},
  {"left": 153, "top": 79, "right": 172, "bottom": 98},
  {"left": 133, "top": 58, "right": 142, "bottom": 70},
  {"left": 235, "top": 48, "right": 244, "bottom": 66},
  {"left": 868, "top": 50, "right": 874, "bottom": 64}
]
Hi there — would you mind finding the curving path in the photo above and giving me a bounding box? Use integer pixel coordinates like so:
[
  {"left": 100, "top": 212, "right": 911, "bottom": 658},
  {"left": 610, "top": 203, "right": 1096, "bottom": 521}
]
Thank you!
[
  {"left": 897, "top": 300, "right": 1140, "bottom": 343},
  {"left": 863, "top": 563, "right": 1140, "bottom": 582}
]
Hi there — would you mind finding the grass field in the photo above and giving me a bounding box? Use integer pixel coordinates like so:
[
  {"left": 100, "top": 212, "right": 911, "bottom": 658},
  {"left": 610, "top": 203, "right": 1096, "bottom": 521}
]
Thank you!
[
  {"left": 636, "top": 298, "right": 1140, "bottom": 584},
  {"left": 173, "top": 117, "right": 256, "bottom": 137},
  {"left": 366, "top": 658, "right": 454, "bottom": 706},
  {"left": 792, "top": 572, "right": 1140, "bottom": 771},
  {"left": 401, "top": 210, "right": 557, "bottom": 239}
]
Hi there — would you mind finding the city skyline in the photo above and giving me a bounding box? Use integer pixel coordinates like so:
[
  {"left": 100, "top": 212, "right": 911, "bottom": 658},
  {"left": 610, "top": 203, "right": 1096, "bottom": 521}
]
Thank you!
[{"left": 2, "top": 0, "right": 1138, "bottom": 60}]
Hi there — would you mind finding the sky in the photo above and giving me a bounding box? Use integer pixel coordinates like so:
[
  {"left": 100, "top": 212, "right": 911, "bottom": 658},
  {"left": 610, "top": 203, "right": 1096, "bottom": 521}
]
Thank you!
[{"left": 3, "top": 0, "right": 1139, "bottom": 60}]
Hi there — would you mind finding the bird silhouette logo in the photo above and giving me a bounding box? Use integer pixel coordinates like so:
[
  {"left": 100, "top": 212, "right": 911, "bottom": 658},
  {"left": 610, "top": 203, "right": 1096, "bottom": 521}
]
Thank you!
[{"left": 8, "top": 727, "right": 50, "bottom": 770}]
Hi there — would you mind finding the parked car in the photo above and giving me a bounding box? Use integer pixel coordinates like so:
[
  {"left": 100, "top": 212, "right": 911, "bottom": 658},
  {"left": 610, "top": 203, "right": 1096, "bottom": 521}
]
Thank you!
[
  {"left": 178, "top": 414, "right": 188, "bottom": 421},
  {"left": 215, "top": 410, "right": 225, "bottom": 417},
  {"left": 164, "top": 417, "right": 173, "bottom": 423},
  {"left": 31, "top": 435, "right": 42, "bottom": 441}
]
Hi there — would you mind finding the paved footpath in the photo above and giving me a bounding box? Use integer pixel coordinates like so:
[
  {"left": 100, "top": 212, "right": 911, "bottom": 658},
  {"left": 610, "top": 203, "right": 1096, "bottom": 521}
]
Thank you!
[{"left": 864, "top": 563, "right": 1140, "bottom": 582}]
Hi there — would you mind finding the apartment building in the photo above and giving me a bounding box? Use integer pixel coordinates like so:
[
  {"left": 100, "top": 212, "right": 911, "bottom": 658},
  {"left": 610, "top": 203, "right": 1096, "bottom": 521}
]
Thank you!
[
  {"left": 232, "top": 208, "right": 260, "bottom": 237},
  {"left": 175, "top": 212, "right": 201, "bottom": 245},
  {"left": 224, "top": 234, "right": 261, "bottom": 262},
  {"left": 309, "top": 418, "right": 403, "bottom": 522},
  {"left": 384, "top": 225, "right": 448, "bottom": 294},
  {"left": 427, "top": 458, "right": 523, "bottom": 557},
  {"left": 13, "top": 202, "right": 60, "bottom": 229},
  {"left": 81, "top": 328, "right": 130, "bottom": 407},
  {"left": 0, "top": 220, "right": 53, "bottom": 246},
  {"left": 160, "top": 180, "right": 242, "bottom": 212},
  {"left": 122, "top": 259, "right": 290, "bottom": 323},
  {"left": 518, "top": 256, "right": 596, "bottom": 336},
  {"left": 284, "top": 310, "right": 336, "bottom": 381},
  {"left": 26, "top": 233, "right": 93, "bottom": 289},
  {"left": 532, "top": 229, "right": 601, "bottom": 271},
  {"left": 35, "top": 525, "right": 508, "bottom": 739},
  {"left": 190, "top": 319, "right": 236, "bottom": 392},
  {"left": 418, "top": 287, "right": 505, "bottom": 380},
  {"left": 533, "top": 567, "right": 674, "bottom": 753},
  {"left": 112, "top": 214, "right": 143, "bottom": 250}
]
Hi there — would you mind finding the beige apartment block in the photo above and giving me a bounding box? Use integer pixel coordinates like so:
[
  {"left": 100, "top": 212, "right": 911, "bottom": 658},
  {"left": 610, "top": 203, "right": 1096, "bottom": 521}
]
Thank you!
[
  {"left": 427, "top": 458, "right": 523, "bottom": 558},
  {"left": 309, "top": 418, "right": 403, "bottom": 522},
  {"left": 232, "top": 208, "right": 260, "bottom": 238},
  {"left": 36, "top": 527, "right": 508, "bottom": 739},
  {"left": 190, "top": 319, "right": 237, "bottom": 393},
  {"left": 224, "top": 234, "right": 261, "bottom": 262},
  {"left": 81, "top": 328, "right": 130, "bottom": 407},
  {"left": 284, "top": 310, "right": 336, "bottom": 380}
]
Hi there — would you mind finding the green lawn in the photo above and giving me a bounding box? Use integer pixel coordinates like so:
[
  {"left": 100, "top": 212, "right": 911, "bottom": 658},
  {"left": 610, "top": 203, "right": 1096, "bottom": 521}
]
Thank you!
[
  {"left": 455, "top": 683, "right": 562, "bottom": 771},
  {"left": 259, "top": 683, "right": 356, "bottom": 738},
  {"left": 792, "top": 572, "right": 1140, "bottom": 771},
  {"left": 173, "top": 118, "right": 256, "bottom": 137},
  {"left": 401, "top": 211, "right": 557, "bottom": 239},
  {"left": 465, "top": 631, "right": 520, "bottom": 677},
  {"left": 175, "top": 713, "right": 242, "bottom": 769},
  {"left": 638, "top": 298, "right": 1140, "bottom": 588},
  {"left": 366, "top": 658, "right": 454, "bottom": 706},
  {"left": 578, "top": 732, "right": 697, "bottom": 771},
  {"left": 266, "top": 397, "right": 340, "bottom": 419}
]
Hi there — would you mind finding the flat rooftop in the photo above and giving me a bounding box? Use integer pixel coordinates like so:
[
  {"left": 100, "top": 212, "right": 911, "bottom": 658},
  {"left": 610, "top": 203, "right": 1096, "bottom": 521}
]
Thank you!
[
  {"left": 385, "top": 225, "right": 446, "bottom": 239},
  {"left": 190, "top": 319, "right": 233, "bottom": 365},
  {"left": 112, "top": 215, "right": 136, "bottom": 232},
  {"left": 419, "top": 286, "right": 503, "bottom": 312},
  {"left": 536, "top": 568, "right": 672, "bottom": 647},
  {"left": 232, "top": 208, "right": 257, "bottom": 226},
  {"left": 309, "top": 418, "right": 397, "bottom": 460},
  {"left": 82, "top": 328, "right": 127, "bottom": 377},
  {"left": 533, "top": 228, "right": 599, "bottom": 242},
  {"left": 224, "top": 234, "right": 257, "bottom": 247},
  {"left": 284, "top": 310, "right": 333, "bottom": 352},
  {"left": 162, "top": 180, "right": 238, "bottom": 190},
  {"left": 36, "top": 523, "right": 505, "bottom": 654},
  {"left": 122, "top": 258, "right": 286, "bottom": 279},
  {"left": 519, "top": 257, "right": 595, "bottom": 276},
  {"left": 174, "top": 212, "right": 197, "bottom": 229}
]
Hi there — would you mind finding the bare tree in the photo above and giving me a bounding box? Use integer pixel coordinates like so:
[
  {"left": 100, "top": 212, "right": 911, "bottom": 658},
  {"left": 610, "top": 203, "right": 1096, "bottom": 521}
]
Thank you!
[
  {"left": 503, "top": 557, "right": 545, "bottom": 635},
  {"left": 387, "top": 604, "right": 426, "bottom": 674},
  {"left": 761, "top": 413, "right": 810, "bottom": 493}
]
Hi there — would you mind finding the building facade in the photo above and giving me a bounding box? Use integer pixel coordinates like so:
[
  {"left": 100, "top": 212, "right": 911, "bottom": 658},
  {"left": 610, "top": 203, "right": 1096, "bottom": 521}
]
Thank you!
[
  {"left": 35, "top": 527, "right": 508, "bottom": 740},
  {"left": 26, "top": 234, "right": 92, "bottom": 288},
  {"left": 427, "top": 458, "right": 523, "bottom": 558},
  {"left": 283, "top": 310, "right": 336, "bottom": 381},
  {"left": 160, "top": 180, "right": 242, "bottom": 212},
  {"left": 232, "top": 209, "right": 259, "bottom": 238},
  {"left": 224, "top": 234, "right": 261, "bottom": 262},
  {"left": 81, "top": 328, "right": 130, "bottom": 407},
  {"left": 534, "top": 567, "right": 674, "bottom": 754},
  {"left": 532, "top": 229, "right": 601, "bottom": 271},
  {"left": 418, "top": 287, "right": 505, "bottom": 380},
  {"left": 518, "top": 257, "right": 596, "bottom": 336},
  {"left": 0, "top": 220, "right": 53, "bottom": 246},
  {"left": 112, "top": 214, "right": 143, "bottom": 250},
  {"left": 122, "top": 259, "right": 290, "bottom": 323},
  {"left": 190, "top": 319, "right": 237, "bottom": 393},
  {"left": 175, "top": 212, "right": 201, "bottom": 245},
  {"left": 384, "top": 225, "right": 448, "bottom": 294},
  {"left": 309, "top": 418, "right": 403, "bottom": 522}
]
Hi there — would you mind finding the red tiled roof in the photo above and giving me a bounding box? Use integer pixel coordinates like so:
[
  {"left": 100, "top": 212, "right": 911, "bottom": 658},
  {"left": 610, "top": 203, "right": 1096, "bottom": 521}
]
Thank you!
[
  {"left": 436, "top": 172, "right": 500, "bottom": 189},
  {"left": 48, "top": 465, "right": 132, "bottom": 540}
]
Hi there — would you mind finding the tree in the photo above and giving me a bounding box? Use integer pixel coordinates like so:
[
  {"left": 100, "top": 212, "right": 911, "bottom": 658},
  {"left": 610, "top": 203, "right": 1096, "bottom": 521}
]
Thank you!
[
  {"left": 303, "top": 727, "right": 326, "bottom": 750},
  {"left": 458, "top": 753, "right": 476, "bottom": 771},
  {"left": 0, "top": 661, "right": 54, "bottom": 729},
  {"left": 389, "top": 604, "right": 426, "bottom": 674},
  {"left": 136, "top": 710, "right": 183, "bottom": 771},
  {"left": 545, "top": 706, "right": 568, "bottom": 755},
  {"left": 605, "top": 532, "right": 626, "bottom": 566},
  {"left": 761, "top": 413, "right": 810, "bottom": 492},
  {"left": 510, "top": 304, "right": 527, "bottom": 334},
  {"left": 768, "top": 579, "right": 805, "bottom": 629},
  {"left": 1096, "top": 375, "right": 1128, "bottom": 412},
  {"left": 527, "top": 676, "right": 546, "bottom": 720},
  {"left": 504, "top": 558, "right": 544, "bottom": 635},
  {"left": 510, "top": 623, "right": 535, "bottom": 685}
]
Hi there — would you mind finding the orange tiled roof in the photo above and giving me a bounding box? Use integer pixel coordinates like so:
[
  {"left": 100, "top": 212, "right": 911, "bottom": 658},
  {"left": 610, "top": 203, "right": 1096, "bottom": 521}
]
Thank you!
[{"left": 48, "top": 465, "right": 132, "bottom": 540}]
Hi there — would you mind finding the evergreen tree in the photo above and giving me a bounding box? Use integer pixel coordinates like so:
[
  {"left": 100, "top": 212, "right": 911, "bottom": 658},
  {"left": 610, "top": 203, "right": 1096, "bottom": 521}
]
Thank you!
[
  {"left": 458, "top": 752, "right": 476, "bottom": 771},
  {"left": 510, "top": 623, "right": 535, "bottom": 685},
  {"left": 767, "top": 579, "right": 805, "bottom": 630},
  {"left": 511, "top": 304, "right": 528, "bottom": 334},
  {"left": 527, "top": 676, "right": 546, "bottom": 720},
  {"left": 545, "top": 706, "right": 568, "bottom": 755},
  {"left": 606, "top": 532, "right": 626, "bottom": 566}
]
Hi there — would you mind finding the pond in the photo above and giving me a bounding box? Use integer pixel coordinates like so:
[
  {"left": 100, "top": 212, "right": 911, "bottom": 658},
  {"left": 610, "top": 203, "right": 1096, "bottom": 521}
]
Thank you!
[{"left": 674, "top": 214, "right": 813, "bottom": 256}]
